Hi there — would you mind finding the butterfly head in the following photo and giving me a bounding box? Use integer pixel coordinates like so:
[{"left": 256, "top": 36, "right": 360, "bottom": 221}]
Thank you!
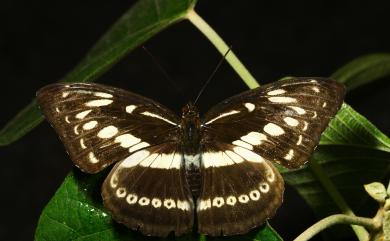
[{"left": 181, "top": 102, "right": 199, "bottom": 119}]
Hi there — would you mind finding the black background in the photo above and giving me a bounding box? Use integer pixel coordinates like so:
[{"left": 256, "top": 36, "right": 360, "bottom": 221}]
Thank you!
[{"left": 1, "top": 1, "right": 390, "bottom": 240}]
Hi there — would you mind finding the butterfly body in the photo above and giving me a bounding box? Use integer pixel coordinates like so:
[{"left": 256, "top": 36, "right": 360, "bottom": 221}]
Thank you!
[{"left": 37, "top": 78, "right": 345, "bottom": 237}]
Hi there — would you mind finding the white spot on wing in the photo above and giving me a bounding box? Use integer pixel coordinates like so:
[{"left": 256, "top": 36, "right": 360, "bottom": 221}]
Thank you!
[
  {"left": 126, "top": 194, "right": 138, "bottom": 204},
  {"left": 94, "top": 92, "right": 113, "bottom": 98},
  {"left": 288, "top": 106, "right": 306, "bottom": 115},
  {"left": 55, "top": 107, "right": 60, "bottom": 113},
  {"left": 244, "top": 102, "right": 255, "bottom": 112},
  {"left": 76, "top": 110, "right": 92, "bottom": 119},
  {"left": 322, "top": 102, "right": 327, "bottom": 108},
  {"left": 296, "top": 135, "right": 303, "bottom": 145},
  {"left": 120, "top": 150, "right": 150, "bottom": 168},
  {"left": 97, "top": 126, "right": 118, "bottom": 138},
  {"left": 114, "top": 134, "right": 140, "bottom": 148},
  {"left": 80, "top": 138, "right": 86, "bottom": 149},
  {"left": 129, "top": 142, "right": 150, "bottom": 152},
  {"left": 232, "top": 140, "right": 253, "bottom": 150},
  {"left": 264, "top": 123, "right": 285, "bottom": 136},
  {"left": 126, "top": 105, "right": 137, "bottom": 114},
  {"left": 259, "top": 182, "right": 270, "bottom": 193},
  {"left": 302, "top": 121, "right": 308, "bottom": 131},
  {"left": 238, "top": 194, "right": 249, "bottom": 203},
  {"left": 85, "top": 99, "right": 113, "bottom": 107},
  {"left": 202, "top": 152, "right": 235, "bottom": 168},
  {"left": 226, "top": 196, "right": 237, "bottom": 206},
  {"left": 143, "top": 152, "right": 181, "bottom": 169},
  {"left": 268, "top": 97, "right": 296, "bottom": 103},
  {"left": 73, "top": 125, "right": 80, "bottom": 135},
  {"left": 249, "top": 190, "right": 261, "bottom": 201},
  {"left": 205, "top": 110, "right": 240, "bottom": 125},
  {"left": 212, "top": 197, "right": 225, "bottom": 207},
  {"left": 88, "top": 152, "right": 99, "bottom": 163},
  {"left": 177, "top": 200, "right": 190, "bottom": 211},
  {"left": 152, "top": 198, "right": 162, "bottom": 208},
  {"left": 233, "top": 146, "right": 264, "bottom": 163},
  {"left": 284, "top": 149, "right": 294, "bottom": 160},
  {"left": 116, "top": 187, "right": 126, "bottom": 198},
  {"left": 225, "top": 150, "right": 244, "bottom": 164},
  {"left": 267, "top": 89, "right": 286, "bottom": 95},
  {"left": 65, "top": 116, "right": 70, "bottom": 123},
  {"left": 198, "top": 199, "right": 211, "bottom": 211},
  {"left": 283, "top": 117, "right": 299, "bottom": 126},
  {"left": 312, "top": 111, "right": 317, "bottom": 118},
  {"left": 241, "top": 131, "right": 267, "bottom": 145},
  {"left": 141, "top": 111, "right": 177, "bottom": 126},
  {"left": 164, "top": 199, "right": 176, "bottom": 209},
  {"left": 62, "top": 92, "right": 69, "bottom": 98},
  {"left": 139, "top": 197, "right": 150, "bottom": 206},
  {"left": 312, "top": 87, "right": 320, "bottom": 93},
  {"left": 83, "top": 120, "right": 98, "bottom": 130}
]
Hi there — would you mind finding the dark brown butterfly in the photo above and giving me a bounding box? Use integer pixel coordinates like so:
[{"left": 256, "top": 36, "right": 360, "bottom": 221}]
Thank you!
[{"left": 36, "top": 77, "right": 345, "bottom": 237}]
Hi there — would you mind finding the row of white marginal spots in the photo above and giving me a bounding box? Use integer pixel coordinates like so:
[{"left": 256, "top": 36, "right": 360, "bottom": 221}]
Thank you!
[
  {"left": 59, "top": 80, "right": 326, "bottom": 164},
  {"left": 109, "top": 162, "right": 275, "bottom": 211},
  {"left": 198, "top": 165, "right": 276, "bottom": 211}
]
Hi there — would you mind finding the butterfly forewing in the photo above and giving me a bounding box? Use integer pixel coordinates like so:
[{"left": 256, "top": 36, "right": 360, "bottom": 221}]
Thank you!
[
  {"left": 36, "top": 83, "right": 180, "bottom": 173},
  {"left": 201, "top": 77, "right": 345, "bottom": 168}
]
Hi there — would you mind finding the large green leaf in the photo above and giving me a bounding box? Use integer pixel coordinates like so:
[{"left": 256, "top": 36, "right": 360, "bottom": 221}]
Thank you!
[
  {"left": 331, "top": 53, "right": 390, "bottom": 91},
  {"left": 35, "top": 170, "right": 282, "bottom": 241},
  {"left": 0, "top": 0, "right": 196, "bottom": 146}
]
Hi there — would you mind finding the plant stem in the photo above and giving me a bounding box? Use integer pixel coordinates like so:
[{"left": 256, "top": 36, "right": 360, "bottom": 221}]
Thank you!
[
  {"left": 294, "top": 214, "right": 379, "bottom": 241},
  {"left": 309, "top": 159, "right": 370, "bottom": 241},
  {"left": 186, "top": 10, "right": 259, "bottom": 89}
]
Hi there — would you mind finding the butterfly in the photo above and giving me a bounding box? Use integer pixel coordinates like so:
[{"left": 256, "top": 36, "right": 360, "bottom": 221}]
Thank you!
[{"left": 36, "top": 77, "right": 345, "bottom": 237}]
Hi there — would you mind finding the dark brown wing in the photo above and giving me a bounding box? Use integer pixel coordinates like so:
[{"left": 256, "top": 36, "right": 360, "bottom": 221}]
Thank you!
[
  {"left": 102, "top": 143, "right": 194, "bottom": 237},
  {"left": 37, "top": 83, "right": 180, "bottom": 173},
  {"left": 197, "top": 142, "right": 284, "bottom": 236},
  {"left": 201, "top": 77, "right": 345, "bottom": 169},
  {"left": 196, "top": 78, "right": 344, "bottom": 235}
]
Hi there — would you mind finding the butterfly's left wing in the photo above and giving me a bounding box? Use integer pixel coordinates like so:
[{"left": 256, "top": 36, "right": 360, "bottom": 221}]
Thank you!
[
  {"left": 37, "top": 83, "right": 180, "bottom": 173},
  {"left": 37, "top": 83, "right": 194, "bottom": 236},
  {"left": 197, "top": 78, "right": 345, "bottom": 235}
]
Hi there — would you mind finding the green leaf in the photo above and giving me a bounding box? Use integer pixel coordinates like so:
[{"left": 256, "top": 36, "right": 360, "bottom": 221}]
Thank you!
[
  {"left": 0, "top": 0, "right": 196, "bottom": 146},
  {"left": 331, "top": 53, "right": 390, "bottom": 91},
  {"left": 35, "top": 170, "right": 282, "bottom": 241},
  {"left": 364, "top": 182, "right": 388, "bottom": 203}
]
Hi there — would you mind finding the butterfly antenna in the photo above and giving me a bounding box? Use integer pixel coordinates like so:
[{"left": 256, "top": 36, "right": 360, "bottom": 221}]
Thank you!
[
  {"left": 194, "top": 47, "right": 232, "bottom": 105},
  {"left": 142, "top": 46, "right": 185, "bottom": 100}
]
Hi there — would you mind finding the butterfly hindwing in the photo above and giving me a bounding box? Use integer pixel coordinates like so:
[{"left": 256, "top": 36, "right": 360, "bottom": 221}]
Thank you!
[
  {"left": 101, "top": 142, "right": 194, "bottom": 237},
  {"left": 201, "top": 77, "right": 345, "bottom": 168},
  {"left": 37, "top": 83, "right": 180, "bottom": 173},
  {"left": 197, "top": 143, "right": 284, "bottom": 236}
]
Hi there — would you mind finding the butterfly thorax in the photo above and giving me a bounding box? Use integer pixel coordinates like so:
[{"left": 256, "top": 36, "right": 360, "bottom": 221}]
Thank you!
[{"left": 180, "top": 103, "right": 202, "bottom": 197}]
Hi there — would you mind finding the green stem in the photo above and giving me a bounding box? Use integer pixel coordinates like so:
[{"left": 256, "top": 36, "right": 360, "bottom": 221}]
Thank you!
[
  {"left": 294, "top": 214, "right": 379, "bottom": 241},
  {"left": 186, "top": 10, "right": 259, "bottom": 89},
  {"left": 309, "top": 159, "right": 370, "bottom": 241}
]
